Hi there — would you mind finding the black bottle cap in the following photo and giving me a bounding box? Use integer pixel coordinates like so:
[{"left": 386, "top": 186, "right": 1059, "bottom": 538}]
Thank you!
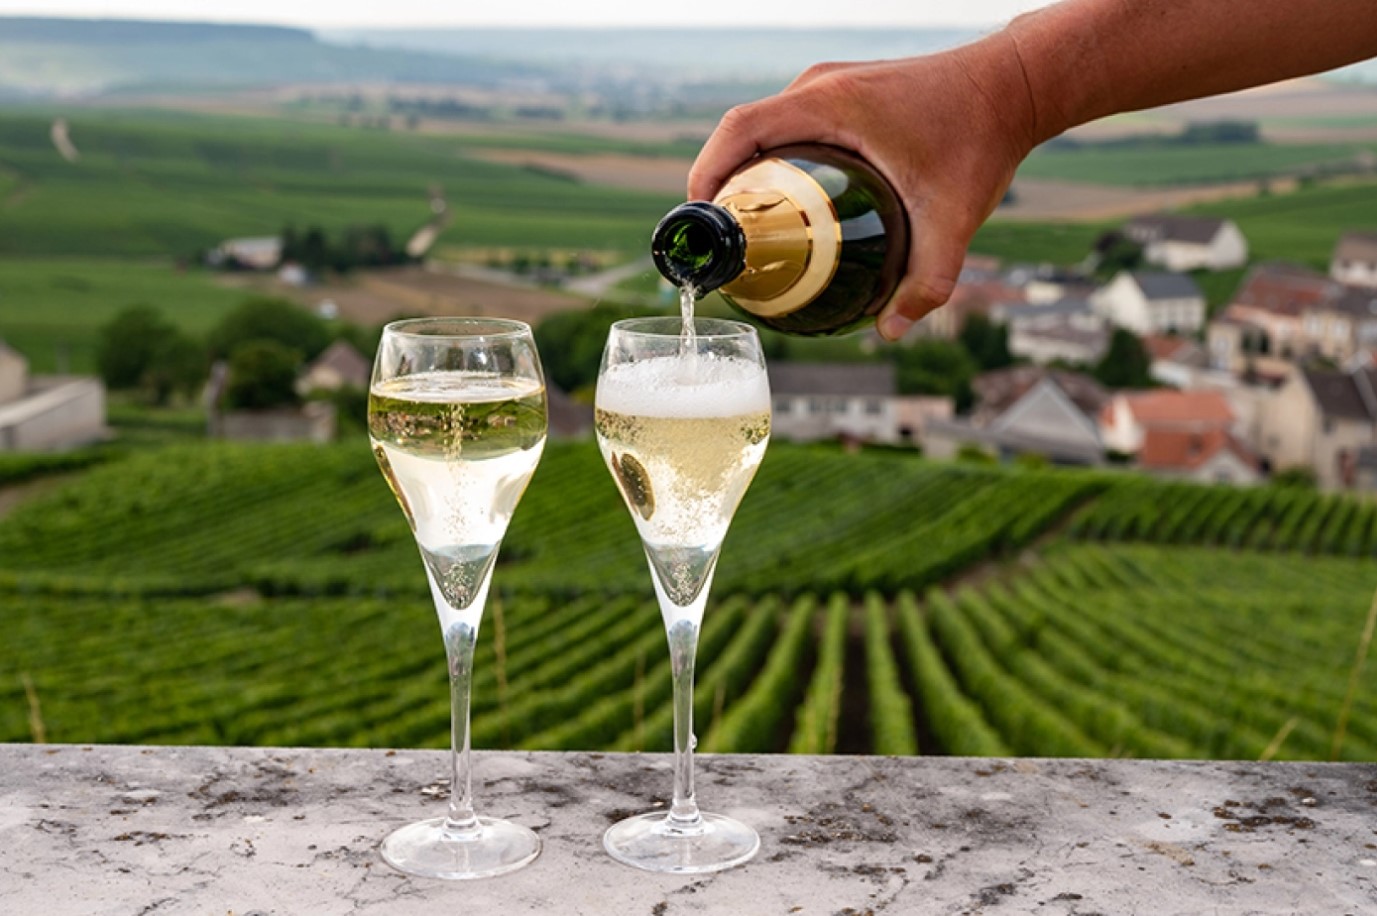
[{"left": 650, "top": 201, "right": 746, "bottom": 294}]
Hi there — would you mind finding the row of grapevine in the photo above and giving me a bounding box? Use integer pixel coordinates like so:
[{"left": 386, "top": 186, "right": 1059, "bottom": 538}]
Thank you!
[
  {"left": 1071, "top": 475, "right": 1377, "bottom": 555},
  {"left": 911, "top": 544, "right": 1377, "bottom": 761},
  {"left": 5, "top": 544, "right": 1375, "bottom": 758},
  {"left": 787, "top": 594, "right": 848, "bottom": 754},
  {"left": 0, "top": 440, "right": 1106, "bottom": 600}
]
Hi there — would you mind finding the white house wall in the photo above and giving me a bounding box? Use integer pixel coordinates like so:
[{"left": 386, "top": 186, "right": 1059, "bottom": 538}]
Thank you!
[
  {"left": 0, "top": 379, "right": 106, "bottom": 451},
  {"left": 771, "top": 395, "right": 900, "bottom": 444}
]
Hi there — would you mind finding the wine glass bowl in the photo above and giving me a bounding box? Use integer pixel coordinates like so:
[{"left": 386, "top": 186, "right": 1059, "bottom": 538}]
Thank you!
[
  {"left": 368, "top": 317, "right": 547, "bottom": 880},
  {"left": 594, "top": 316, "right": 770, "bottom": 873}
]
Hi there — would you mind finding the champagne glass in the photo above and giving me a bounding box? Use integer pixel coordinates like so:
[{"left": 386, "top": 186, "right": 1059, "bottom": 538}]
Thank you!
[
  {"left": 368, "top": 317, "right": 547, "bottom": 879},
  {"left": 595, "top": 316, "right": 770, "bottom": 873}
]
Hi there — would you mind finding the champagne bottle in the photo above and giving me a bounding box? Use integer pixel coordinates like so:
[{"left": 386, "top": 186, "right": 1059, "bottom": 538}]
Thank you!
[{"left": 651, "top": 144, "right": 909, "bottom": 336}]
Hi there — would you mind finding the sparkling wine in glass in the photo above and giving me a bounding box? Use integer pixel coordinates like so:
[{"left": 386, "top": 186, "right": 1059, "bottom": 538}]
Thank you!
[
  {"left": 595, "top": 315, "right": 770, "bottom": 873},
  {"left": 368, "top": 317, "right": 547, "bottom": 880}
]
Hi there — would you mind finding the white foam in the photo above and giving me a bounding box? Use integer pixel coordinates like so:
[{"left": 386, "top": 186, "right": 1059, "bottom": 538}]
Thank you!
[{"left": 597, "top": 354, "right": 770, "bottom": 417}]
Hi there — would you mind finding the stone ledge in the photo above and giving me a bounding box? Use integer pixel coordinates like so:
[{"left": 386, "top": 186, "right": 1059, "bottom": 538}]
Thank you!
[{"left": 1, "top": 744, "right": 1375, "bottom": 914}]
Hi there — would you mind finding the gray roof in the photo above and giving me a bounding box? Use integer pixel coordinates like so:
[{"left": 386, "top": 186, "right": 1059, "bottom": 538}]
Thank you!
[
  {"left": 767, "top": 362, "right": 896, "bottom": 397},
  {"left": 1124, "top": 214, "right": 1228, "bottom": 245},
  {"left": 1324, "top": 286, "right": 1377, "bottom": 319},
  {"left": 1301, "top": 365, "right": 1377, "bottom": 422},
  {"left": 1334, "top": 231, "right": 1377, "bottom": 263},
  {"left": 995, "top": 298, "right": 1095, "bottom": 323},
  {"left": 305, "top": 340, "right": 371, "bottom": 386},
  {"left": 1133, "top": 271, "right": 1204, "bottom": 301}
]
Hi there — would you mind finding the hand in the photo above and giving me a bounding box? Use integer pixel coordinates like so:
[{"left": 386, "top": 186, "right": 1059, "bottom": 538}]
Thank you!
[{"left": 687, "top": 34, "right": 1039, "bottom": 341}]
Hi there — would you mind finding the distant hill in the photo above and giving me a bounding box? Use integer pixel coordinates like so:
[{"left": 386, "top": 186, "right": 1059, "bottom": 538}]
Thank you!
[
  {"left": 319, "top": 26, "right": 981, "bottom": 80},
  {"left": 0, "top": 17, "right": 312, "bottom": 44},
  {"left": 0, "top": 17, "right": 545, "bottom": 98}
]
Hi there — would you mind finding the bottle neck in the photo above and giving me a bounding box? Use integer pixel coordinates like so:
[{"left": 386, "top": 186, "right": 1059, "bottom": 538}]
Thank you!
[{"left": 650, "top": 201, "right": 747, "bottom": 295}]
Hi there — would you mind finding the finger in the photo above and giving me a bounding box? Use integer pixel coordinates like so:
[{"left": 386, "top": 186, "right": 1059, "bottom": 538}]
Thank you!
[
  {"left": 876, "top": 207, "right": 970, "bottom": 341},
  {"left": 686, "top": 95, "right": 843, "bottom": 201}
]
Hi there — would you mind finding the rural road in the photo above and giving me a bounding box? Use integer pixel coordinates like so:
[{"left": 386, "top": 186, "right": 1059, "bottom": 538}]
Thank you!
[{"left": 50, "top": 118, "right": 79, "bottom": 163}]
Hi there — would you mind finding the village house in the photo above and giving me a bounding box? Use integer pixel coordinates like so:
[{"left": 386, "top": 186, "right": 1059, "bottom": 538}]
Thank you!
[
  {"left": 991, "top": 298, "right": 1109, "bottom": 366},
  {"left": 1330, "top": 231, "right": 1377, "bottom": 289},
  {"left": 1136, "top": 428, "right": 1263, "bottom": 485},
  {"left": 0, "top": 339, "right": 107, "bottom": 451},
  {"left": 1004, "top": 265, "right": 1098, "bottom": 305},
  {"left": 204, "top": 360, "right": 335, "bottom": 444},
  {"left": 1099, "top": 388, "right": 1261, "bottom": 484},
  {"left": 1099, "top": 389, "right": 1235, "bottom": 453},
  {"left": 1207, "top": 263, "right": 1336, "bottom": 374},
  {"left": 205, "top": 236, "right": 283, "bottom": 271},
  {"left": 1122, "top": 214, "right": 1249, "bottom": 272},
  {"left": 1091, "top": 270, "right": 1206, "bottom": 336},
  {"left": 1256, "top": 362, "right": 1377, "bottom": 490},
  {"left": 1009, "top": 316, "right": 1109, "bottom": 366},
  {"left": 915, "top": 255, "right": 1023, "bottom": 339},
  {"left": 767, "top": 362, "right": 912, "bottom": 445},
  {"left": 1144, "top": 334, "right": 1211, "bottom": 389},
  {"left": 925, "top": 366, "right": 1107, "bottom": 465},
  {"left": 296, "top": 340, "right": 371, "bottom": 395},
  {"left": 1301, "top": 285, "right": 1377, "bottom": 363}
]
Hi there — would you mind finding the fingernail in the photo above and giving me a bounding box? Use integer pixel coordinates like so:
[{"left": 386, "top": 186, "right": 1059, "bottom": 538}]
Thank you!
[{"left": 879, "top": 315, "right": 913, "bottom": 341}]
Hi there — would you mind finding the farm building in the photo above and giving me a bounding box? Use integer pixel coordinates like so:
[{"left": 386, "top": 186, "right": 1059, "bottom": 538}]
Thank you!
[
  {"left": 0, "top": 339, "right": 107, "bottom": 452},
  {"left": 767, "top": 362, "right": 909, "bottom": 445},
  {"left": 1121, "top": 214, "right": 1248, "bottom": 271},
  {"left": 925, "top": 367, "right": 1108, "bottom": 465},
  {"left": 1091, "top": 270, "right": 1206, "bottom": 336},
  {"left": 1330, "top": 231, "right": 1377, "bottom": 289}
]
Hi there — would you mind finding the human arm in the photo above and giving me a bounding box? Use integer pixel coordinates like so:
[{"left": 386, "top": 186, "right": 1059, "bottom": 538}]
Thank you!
[{"left": 687, "top": 0, "right": 1377, "bottom": 340}]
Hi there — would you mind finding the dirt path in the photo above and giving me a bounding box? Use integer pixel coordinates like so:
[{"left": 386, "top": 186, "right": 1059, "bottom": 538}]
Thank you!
[
  {"left": 50, "top": 118, "right": 80, "bottom": 163},
  {"left": 0, "top": 474, "right": 71, "bottom": 521}
]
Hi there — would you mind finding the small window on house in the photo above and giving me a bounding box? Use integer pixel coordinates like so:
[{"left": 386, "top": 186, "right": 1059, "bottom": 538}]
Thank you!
[
  {"left": 1323, "top": 418, "right": 1335, "bottom": 435},
  {"left": 808, "top": 397, "right": 825, "bottom": 414},
  {"left": 864, "top": 398, "right": 883, "bottom": 415},
  {"left": 830, "top": 398, "right": 848, "bottom": 414},
  {"left": 774, "top": 398, "right": 792, "bottom": 415}
]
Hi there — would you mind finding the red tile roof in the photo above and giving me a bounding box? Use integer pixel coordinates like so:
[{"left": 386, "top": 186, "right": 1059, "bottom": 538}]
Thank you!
[
  {"left": 1141, "top": 335, "right": 1191, "bottom": 362},
  {"left": 1229, "top": 262, "right": 1336, "bottom": 317},
  {"left": 1120, "top": 390, "right": 1234, "bottom": 426},
  {"left": 1138, "top": 427, "right": 1260, "bottom": 472}
]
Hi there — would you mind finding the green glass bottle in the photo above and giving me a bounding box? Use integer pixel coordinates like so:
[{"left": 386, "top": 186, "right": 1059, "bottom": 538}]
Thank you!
[{"left": 651, "top": 144, "right": 909, "bottom": 336}]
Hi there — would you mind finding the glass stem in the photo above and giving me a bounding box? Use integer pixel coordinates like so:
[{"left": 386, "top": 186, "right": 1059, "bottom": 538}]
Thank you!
[
  {"left": 666, "top": 618, "right": 703, "bottom": 829},
  {"left": 443, "top": 620, "right": 481, "bottom": 838}
]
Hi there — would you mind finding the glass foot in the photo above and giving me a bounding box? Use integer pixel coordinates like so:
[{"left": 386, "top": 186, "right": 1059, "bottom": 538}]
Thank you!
[
  {"left": 381, "top": 816, "right": 541, "bottom": 880},
  {"left": 603, "top": 811, "right": 759, "bottom": 874}
]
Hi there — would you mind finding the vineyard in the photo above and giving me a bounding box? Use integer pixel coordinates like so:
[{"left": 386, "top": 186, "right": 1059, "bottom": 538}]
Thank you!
[{"left": 2, "top": 438, "right": 1376, "bottom": 761}]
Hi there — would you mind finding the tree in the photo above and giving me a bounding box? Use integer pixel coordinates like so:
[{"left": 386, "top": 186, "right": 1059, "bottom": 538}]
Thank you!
[
  {"left": 1092, "top": 328, "right": 1153, "bottom": 389},
  {"left": 958, "top": 313, "right": 1013, "bottom": 371},
  {"left": 534, "top": 303, "right": 660, "bottom": 395},
  {"left": 96, "top": 305, "right": 206, "bottom": 404},
  {"left": 890, "top": 338, "right": 977, "bottom": 413},
  {"left": 208, "top": 296, "right": 330, "bottom": 362},
  {"left": 224, "top": 341, "right": 302, "bottom": 410},
  {"left": 1091, "top": 232, "right": 1144, "bottom": 280}
]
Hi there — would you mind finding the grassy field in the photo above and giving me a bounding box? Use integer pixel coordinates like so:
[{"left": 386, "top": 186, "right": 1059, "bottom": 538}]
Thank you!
[
  {"left": 0, "top": 258, "right": 245, "bottom": 373},
  {"left": 1019, "top": 141, "right": 1374, "bottom": 187},
  {"left": 1190, "top": 178, "right": 1377, "bottom": 268},
  {"left": 0, "top": 108, "right": 680, "bottom": 260}
]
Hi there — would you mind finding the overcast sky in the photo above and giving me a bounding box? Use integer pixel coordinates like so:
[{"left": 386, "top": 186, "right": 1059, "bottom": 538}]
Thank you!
[{"left": 0, "top": 0, "right": 1051, "bottom": 29}]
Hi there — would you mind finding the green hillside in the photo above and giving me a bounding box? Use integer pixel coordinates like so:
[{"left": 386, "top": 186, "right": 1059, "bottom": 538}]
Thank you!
[
  {"left": 0, "top": 109, "right": 679, "bottom": 260},
  {"left": 2, "top": 439, "right": 1375, "bottom": 760},
  {"left": 0, "top": 18, "right": 543, "bottom": 96},
  {"left": 1019, "top": 140, "right": 1374, "bottom": 187}
]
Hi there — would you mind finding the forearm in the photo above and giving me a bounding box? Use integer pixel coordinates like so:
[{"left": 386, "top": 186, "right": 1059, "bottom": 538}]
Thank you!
[{"left": 1004, "top": 0, "right": 1377, "bottom": 143}]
